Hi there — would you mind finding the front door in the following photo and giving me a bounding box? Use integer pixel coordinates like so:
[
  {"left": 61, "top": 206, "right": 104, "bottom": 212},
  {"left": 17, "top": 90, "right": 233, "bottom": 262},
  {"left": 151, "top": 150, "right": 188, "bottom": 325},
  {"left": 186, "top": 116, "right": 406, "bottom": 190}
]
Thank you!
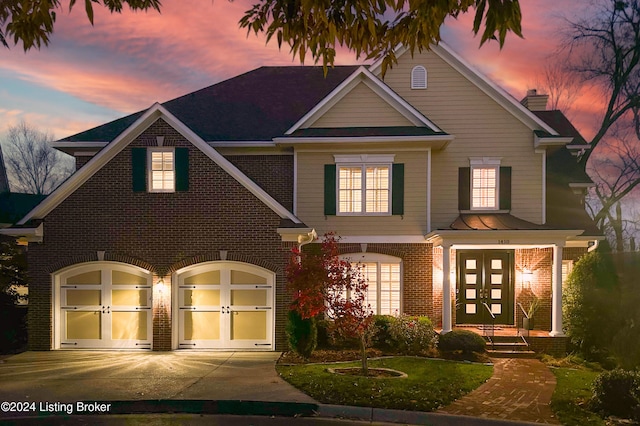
[
  {"left": 456, "top": 250, "right": 513, "bottom": 325},
  {"left": 177, "top": 262, "right": 274, "bottom": 350}
]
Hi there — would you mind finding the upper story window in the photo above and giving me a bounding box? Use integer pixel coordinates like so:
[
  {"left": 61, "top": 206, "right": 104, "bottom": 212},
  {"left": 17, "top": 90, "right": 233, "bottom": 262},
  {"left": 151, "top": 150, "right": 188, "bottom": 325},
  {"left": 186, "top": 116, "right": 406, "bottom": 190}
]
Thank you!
[
  {"left": 411, "top": 66, "right": 427, "bottom": 89},
  {"left": 338, "top": 165, "right": 390, "bottom": 214},
  {"left": 324, "top": 155, "right": 404, "bottom": 216},
  {"left": 132, "top": 146, "right": 189, "bottom": 193},
  {"left": 458, "top": 158, "right": 511, "bottom": 212},
  {"left": 149, "top": 148, "right": 175, "bottom": 192}
]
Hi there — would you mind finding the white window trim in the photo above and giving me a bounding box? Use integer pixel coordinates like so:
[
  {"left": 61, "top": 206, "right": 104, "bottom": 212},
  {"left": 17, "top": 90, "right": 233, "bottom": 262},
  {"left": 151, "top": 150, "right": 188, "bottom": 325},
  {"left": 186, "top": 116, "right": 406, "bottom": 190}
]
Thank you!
[
  {"left": 148, "top": 147, "right": 175, "bottom": 193},
  {"left": 469, "top": 157, "right": 501, "bottom": 211},
  {"left": 411, "top": 66, "right": 427, "bottom": 89},
  {"left": 334, "top": 155, "right": 395, "bottom": 216},
  {"left": 340, "top": 253, "right": 403, "bottom": 316}
]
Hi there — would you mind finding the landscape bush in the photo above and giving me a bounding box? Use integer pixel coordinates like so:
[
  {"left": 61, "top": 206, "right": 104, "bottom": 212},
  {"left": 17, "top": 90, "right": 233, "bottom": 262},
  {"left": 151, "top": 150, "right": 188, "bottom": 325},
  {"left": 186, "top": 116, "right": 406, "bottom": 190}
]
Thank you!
[
  {"left": 591, "top": 369, "right": 640, "bottom": 421},
  {"left": 371, "top": 315, "right": 394, "bottom": 350},
  {"left": 563, "top": 250, "right": 620, "bottom": 362},
  {"left": 387, "top": 314, "right": 437, "bottom": 355},
  {"left": 438, "top": 329, "right": 486, "bottom": 354},
  {"left": 286, "top": 310, "right": 317, "bottom": 358}
]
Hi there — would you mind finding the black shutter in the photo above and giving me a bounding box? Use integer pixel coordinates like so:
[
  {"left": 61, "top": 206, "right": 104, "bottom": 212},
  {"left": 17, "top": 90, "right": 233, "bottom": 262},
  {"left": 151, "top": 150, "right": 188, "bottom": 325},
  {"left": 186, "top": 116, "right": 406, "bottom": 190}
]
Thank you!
[
  {"left": 132, "top": 148, "right": 147, "bottom": 192},
  {"left": 175, "top": 148, "right": 189, "bottom": 192},
  {"left": 324, "top": 164, "right": 336, "bottom": 215},
  {"left": 392, "top": 163, "right": 404, "bottom": 215},
  {"left": 458, "top": 167, "right": 470, "bottom": 210},
  {"left": 499, "top": 166, "right": 512, "bottom": 210}
]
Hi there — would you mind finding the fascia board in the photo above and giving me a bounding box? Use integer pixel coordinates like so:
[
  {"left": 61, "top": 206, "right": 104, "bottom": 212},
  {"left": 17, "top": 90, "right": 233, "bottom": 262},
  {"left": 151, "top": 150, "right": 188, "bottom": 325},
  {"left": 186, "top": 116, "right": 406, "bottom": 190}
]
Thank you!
[
  {"left": 19, "top": 103, "right": 302, "bottom": 225},
  {"left": 50, "top": 141, "right": 109, "bottom": 148},
  {"left": 285, "top": 66, "right": 443, "bottom": 134},
  {"left": 534, "top": 135, "right": 573, "bottom": 148},
  {"left": 371, "top": 42, "right": 560, "bottom": 136},
  {"left": 424, "top": 229, "right": 584, "bottom": 246},
  {"left": 18, "top": 104, "right": 165, "bottom": 225},
  {"left": 0, "top": 223, "right": 43, "bottom": 242},
  {"left": 274, "top": 135, "right": 453, "bottom": 149}
]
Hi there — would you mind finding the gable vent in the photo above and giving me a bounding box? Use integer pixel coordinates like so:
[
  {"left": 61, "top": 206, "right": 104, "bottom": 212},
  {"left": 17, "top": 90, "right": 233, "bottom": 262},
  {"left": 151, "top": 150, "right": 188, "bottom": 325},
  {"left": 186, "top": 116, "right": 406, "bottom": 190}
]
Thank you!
[{"left": 411, "top": 66, "right": 427, "bottom": 89}]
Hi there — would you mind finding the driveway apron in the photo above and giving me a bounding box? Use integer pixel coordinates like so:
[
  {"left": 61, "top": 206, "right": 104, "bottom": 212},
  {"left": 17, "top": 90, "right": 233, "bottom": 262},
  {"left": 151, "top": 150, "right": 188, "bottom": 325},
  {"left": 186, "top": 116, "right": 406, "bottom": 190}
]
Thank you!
[{"left": 0, "top": 351, "right": 316, "bottom": 404}]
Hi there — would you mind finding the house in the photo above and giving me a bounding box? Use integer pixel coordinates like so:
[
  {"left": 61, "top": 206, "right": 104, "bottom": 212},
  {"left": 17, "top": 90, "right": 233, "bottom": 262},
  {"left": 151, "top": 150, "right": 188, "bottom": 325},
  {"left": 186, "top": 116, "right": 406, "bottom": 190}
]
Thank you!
[{"left": 1, "top": 43, "right": 601, "bottom": 352}]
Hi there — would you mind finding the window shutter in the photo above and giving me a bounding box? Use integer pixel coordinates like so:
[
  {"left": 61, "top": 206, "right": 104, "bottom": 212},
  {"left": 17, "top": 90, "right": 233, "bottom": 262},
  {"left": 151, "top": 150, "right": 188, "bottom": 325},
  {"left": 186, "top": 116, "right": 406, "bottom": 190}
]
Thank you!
[
  {"left": 392, "top": 163, "right": 404, "bottom": 215},
  {"left": 132, "top": 148, "right": 147, "bottom": 192},
  {"left": 458, "top": 167, "right": 470, "bottom": 210},
  {"left": 324, "top": 164, "right": 336, "bottom": 215},
  {"left": 499, "top": 166, "right": 512, "bottom": 210},
  {"left": 175, "top": 148, "right": 189, "bottom": 192}
]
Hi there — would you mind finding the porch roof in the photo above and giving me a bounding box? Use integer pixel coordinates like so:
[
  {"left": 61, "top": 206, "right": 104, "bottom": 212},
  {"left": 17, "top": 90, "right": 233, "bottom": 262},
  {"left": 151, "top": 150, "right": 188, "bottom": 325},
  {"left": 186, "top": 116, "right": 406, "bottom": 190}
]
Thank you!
[{"left": 445, "top": 214, "right": 552, "bottom": 231}]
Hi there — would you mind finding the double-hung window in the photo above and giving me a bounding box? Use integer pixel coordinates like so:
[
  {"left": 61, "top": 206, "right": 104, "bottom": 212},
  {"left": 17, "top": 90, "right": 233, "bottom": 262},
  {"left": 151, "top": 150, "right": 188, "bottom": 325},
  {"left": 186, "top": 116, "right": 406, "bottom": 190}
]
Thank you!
[
  {"left": 471, "top": 166, "right": 498, "bottom": 210},
  {"left": 340, "top": 254, "right": 402, "bottom": 316},
  {"left": 335, "top": 155, "right": 394, "bottom": 215},
  {"left": 457, "top": 157, "right": 510, "bottom": 211},
  {"left": 149, "top": 148, "right": 175, "bottom": 192}
]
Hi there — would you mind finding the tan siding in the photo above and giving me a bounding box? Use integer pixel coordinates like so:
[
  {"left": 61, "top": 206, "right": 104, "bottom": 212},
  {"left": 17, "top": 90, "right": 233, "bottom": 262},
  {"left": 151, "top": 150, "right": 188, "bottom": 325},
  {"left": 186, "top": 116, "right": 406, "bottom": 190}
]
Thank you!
[
  {"left": 380, "top": 51, "right": 544, "bottom": 228},
  {"left": 311, "top": 82, "right": 414, "bottom": 128},
  {"left": 296, "top": 151, "right": 428, "bottom": 236}
]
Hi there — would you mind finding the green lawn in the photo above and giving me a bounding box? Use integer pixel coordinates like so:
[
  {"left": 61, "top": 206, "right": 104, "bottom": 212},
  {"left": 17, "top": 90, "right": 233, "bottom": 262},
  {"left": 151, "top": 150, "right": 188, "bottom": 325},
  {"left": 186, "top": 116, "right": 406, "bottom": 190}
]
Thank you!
[
  {"left": 277, "top": 357, "right": 492, "bottom": 412},
  {"left": 550, "top": 367, "right": 605, "bottom": 426}
]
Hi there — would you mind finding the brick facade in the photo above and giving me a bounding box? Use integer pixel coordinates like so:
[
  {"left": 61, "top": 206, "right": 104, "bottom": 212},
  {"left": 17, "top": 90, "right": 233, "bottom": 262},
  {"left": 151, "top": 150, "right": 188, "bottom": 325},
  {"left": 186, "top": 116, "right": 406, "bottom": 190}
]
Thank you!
[{"left": 27, "top": 118, "right": 292, "bottom": 350}]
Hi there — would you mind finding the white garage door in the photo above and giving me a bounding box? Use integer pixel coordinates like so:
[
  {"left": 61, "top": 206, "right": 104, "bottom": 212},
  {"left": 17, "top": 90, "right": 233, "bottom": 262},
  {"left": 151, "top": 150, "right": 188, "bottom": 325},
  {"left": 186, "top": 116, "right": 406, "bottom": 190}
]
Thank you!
[
  {"left": 176, "top": 262, "right": 274, "bottom": 350},
  {"left": 55, "top": 263, "right": 153, "bottom": 349}
]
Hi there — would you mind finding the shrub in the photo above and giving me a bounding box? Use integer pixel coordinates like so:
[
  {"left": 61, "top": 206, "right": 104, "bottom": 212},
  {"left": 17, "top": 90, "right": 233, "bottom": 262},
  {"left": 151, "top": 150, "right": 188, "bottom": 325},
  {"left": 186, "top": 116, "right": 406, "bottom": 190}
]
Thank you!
[
  {"left": 387, "top": 315, "right": 437, "bottom": 355},
  {"left": 286, "top": 310, "right": 317, "bottom": 358},
  {"left": 591, "top": 369, "right": 640, "bottom": 420},
  {"left": 563, "top": 250, "right": 620, "bottom": 362},
  {"left": 371, "top": 315, "right": 394, "bottom": 350},
  {"left": 438, "top": 329, "right": 486, "bottom": 354}
]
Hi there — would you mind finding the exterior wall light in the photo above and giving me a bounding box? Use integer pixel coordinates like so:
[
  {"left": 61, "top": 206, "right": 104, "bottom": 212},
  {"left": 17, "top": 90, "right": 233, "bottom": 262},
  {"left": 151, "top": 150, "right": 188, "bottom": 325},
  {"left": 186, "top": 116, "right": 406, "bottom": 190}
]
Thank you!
[{"left": 522, "top": 268, "right": 533, "bottom": 288}]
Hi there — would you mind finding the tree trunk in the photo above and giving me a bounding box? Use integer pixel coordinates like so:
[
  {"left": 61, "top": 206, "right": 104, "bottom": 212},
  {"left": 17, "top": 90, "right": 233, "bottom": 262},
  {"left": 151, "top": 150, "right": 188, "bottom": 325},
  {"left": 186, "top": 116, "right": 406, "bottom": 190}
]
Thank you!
[{"left": 360, "top": 335, "right": 368, "bottom": 376}]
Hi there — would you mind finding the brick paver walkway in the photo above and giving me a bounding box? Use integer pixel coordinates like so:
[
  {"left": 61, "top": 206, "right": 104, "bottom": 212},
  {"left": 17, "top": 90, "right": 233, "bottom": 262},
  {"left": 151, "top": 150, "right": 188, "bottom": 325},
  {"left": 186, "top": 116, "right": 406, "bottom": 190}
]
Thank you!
[{"left": 438, "top": 358, "right": 559, "bottom": 424}]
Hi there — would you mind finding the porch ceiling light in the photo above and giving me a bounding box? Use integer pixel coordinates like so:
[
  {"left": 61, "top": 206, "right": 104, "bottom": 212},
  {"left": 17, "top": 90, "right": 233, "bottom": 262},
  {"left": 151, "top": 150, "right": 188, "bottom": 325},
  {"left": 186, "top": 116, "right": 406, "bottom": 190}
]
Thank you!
[{"left": 157, "top": 278, "right": 165, "bottom": 293}]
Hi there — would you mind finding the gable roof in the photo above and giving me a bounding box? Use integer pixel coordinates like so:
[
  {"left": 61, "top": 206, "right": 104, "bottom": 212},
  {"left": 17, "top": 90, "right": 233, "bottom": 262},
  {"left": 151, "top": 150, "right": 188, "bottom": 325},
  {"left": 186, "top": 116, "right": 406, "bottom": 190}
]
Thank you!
[
  {"left": 18, "top": 103, "right": 302, "bottom": 225},
  {"left": 0, "top": 192, "right": 46, "bottom": 225},
  {"left": 369, "top": 43, "right": 560, "bottom": 136},
  {"left": 61, "top": 66, "right": 359, "bottom": 143}
]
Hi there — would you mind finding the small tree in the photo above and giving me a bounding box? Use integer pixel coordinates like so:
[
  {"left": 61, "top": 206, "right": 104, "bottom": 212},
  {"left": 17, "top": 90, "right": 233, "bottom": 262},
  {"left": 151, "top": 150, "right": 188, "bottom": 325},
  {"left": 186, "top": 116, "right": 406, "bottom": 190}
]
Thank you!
[
  {"left": 0, "top": 235, "right": 28, "bottom": 352},
  {"left": 3, "top": 120, "right": 73, "bottom": 195},
  {"left": 286, "top": 233, "right": 374, "bottom": 373}
]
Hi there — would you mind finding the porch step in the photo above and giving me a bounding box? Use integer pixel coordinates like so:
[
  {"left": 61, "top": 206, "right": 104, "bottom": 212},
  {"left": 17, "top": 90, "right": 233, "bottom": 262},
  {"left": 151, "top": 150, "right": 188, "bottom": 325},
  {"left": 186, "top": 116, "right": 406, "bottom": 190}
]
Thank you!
[{"left": 484, "top": 335, "right": 536, "bottom": 358}]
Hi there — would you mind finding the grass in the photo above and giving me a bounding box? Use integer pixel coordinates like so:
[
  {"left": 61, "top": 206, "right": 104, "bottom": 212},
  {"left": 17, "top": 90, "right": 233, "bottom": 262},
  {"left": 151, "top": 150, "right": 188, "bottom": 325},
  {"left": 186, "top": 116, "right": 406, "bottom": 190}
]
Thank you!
[
  {"left": 276, "top": 356, "right": 492, "bottom": 412},
  {"left": 550, "top": 367, "right": 605, "bottom": 426}
]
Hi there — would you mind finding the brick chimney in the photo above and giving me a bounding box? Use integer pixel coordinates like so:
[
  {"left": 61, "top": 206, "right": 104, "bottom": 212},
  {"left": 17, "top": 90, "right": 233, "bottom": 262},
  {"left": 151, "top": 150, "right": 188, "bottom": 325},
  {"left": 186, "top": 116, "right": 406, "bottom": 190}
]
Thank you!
[{"left": 520, "top": 89, "right": 549, "bottom": 111}]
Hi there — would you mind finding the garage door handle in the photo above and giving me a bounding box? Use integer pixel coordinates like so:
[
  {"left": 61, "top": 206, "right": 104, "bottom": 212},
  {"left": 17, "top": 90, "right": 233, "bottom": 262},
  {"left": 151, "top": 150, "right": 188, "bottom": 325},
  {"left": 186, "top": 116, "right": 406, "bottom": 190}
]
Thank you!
[
  {"left": 255, "top": 307, "right": 271, "bottom": 310},
  {"left": 255, "top": 285, "right": 270, "bottom": 288}
]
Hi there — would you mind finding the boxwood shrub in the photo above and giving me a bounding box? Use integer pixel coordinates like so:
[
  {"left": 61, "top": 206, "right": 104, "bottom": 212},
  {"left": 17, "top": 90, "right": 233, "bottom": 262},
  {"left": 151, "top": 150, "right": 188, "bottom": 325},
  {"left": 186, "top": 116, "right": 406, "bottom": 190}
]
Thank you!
[{"left": 438, "top": 329, "right": 486, "bottom": 354}]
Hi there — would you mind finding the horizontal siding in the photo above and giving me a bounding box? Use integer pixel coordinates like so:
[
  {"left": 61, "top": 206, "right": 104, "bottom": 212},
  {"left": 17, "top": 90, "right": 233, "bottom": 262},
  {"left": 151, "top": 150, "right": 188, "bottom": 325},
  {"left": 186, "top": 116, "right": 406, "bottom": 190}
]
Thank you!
[
  {"left": 381, "top": 51, "right": 543, "bottom": 228},
  {"left": 296, "top": 151, "right": 428, "bottom": 236},
  {"left": 311, "top": 82, "right": 413, "bottom": 128}
]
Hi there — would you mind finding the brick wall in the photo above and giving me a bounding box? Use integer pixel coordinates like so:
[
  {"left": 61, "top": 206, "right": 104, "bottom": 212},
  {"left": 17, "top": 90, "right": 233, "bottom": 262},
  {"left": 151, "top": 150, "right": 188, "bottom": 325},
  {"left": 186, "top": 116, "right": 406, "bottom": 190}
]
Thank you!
[
  {"left": 515, "top": 248, "right": 552, "bottom": 331},
  {"left": 28, "top": 118, "right": 291, "bottom": 350}
]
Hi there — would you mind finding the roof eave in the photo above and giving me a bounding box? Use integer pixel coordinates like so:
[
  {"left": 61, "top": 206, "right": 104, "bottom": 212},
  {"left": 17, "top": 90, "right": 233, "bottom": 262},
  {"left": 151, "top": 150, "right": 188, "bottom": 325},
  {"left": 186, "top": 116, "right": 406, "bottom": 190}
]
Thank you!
[
  {"left": 275, "top": 135, "right": 453, "bottom": 149},
  {"left": 534, "top": 134, "right": 574, "bottom": 149}
]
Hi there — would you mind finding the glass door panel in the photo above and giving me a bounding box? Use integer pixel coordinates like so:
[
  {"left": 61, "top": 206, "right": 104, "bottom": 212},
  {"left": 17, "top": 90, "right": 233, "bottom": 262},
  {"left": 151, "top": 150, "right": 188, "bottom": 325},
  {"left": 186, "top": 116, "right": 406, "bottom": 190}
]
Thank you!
[
  {"left": 230, "top": 311, "right": 267, "bottom": 340},
  {"left": 65, "top": 311, "right": 101, "bottom": 340},
  {"left": 112, "top": 311, "right": 148, "bottom": 340}
]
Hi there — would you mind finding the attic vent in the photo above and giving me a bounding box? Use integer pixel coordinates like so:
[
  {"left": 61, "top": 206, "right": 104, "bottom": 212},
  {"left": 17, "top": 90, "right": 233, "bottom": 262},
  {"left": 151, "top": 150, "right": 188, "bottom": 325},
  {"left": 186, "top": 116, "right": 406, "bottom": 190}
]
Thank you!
[{"left": 411, "top": 66, "right": 427, "bottom": 89}]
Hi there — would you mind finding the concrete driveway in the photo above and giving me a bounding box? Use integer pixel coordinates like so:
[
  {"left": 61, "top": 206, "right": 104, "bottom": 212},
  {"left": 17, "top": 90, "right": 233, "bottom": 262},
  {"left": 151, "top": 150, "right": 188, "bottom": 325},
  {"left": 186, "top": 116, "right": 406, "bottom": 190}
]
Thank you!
[{"left": 0, "top": 351, "right": 316, "bottom": 404}]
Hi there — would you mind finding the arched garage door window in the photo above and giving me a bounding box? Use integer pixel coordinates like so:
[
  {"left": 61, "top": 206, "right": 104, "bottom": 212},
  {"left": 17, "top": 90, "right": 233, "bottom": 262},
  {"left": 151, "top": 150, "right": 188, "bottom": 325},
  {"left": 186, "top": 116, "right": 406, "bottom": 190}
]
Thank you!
[
  {"left": 341, "top": 253, "right": 402, "bottom": 316},
  {"left": 174, "top": 261, "right": 275, "bottom": 350},
  {"left": 54, "top": 262, "right": 152, "bottom": 349}
]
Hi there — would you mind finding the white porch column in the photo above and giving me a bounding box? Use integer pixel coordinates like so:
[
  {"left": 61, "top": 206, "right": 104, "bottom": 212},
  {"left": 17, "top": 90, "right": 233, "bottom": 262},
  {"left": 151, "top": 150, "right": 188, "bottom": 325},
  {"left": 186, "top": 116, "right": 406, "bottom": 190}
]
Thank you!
[
  {"left": 550, "top": 243, "right": 565, "bottom": 337},
  {"left": 442, "top": 244, "right": 452, "bottom": 334}
]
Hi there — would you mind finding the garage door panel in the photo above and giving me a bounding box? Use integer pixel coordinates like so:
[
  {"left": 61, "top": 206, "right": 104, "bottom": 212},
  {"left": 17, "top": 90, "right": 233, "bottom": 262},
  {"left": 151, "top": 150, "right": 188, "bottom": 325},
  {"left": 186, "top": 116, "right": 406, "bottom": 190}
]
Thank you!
[
  {"left": 184, "top": 270, "right": 220, "bottom": 285},
  {"left": 111, "top": 289, "right": 149, "bottom": 307},
  {"left": 111, "top": 311, "right": 148, "bottom": 340},
  {"left": 184, "top": 311, "right": 221, "bottom": 340},
  {"left": 230, "top": 289, "right": 267, "bottom": 306},
  {"left": 183, "top": 289, "right": 220, "bottom": 307},
  {"left": 230, "top": 311, "right": 267, "bottom": 340},
  {"left": 66, "top": 311, "right": 102, "bottom": 340},
  {"left": 112, "top": 270, "right": 148, "bottom": 285},
  {"left": 66, "top": 289, "right": 102, "bottom": 306},
  {"left": 66, "top": 271, "right": 101, "bottom": 285},
  {"left": 231, "top": 270, "right": 267, "bottom": 285}
]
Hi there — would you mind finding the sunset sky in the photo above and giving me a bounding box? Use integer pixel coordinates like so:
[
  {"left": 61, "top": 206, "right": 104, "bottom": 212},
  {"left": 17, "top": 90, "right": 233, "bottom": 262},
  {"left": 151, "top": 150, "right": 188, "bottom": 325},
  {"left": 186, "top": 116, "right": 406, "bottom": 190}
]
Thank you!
[{"left": 0, "top": 1, "right": 601, "bottom": 141}]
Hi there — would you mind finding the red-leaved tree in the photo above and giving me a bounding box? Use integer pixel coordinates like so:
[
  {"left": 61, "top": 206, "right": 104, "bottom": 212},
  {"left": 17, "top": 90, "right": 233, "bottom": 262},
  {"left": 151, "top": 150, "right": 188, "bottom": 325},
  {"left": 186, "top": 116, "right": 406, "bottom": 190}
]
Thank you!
[{"left": 286, "top": 233, "right": 375, "bottom": 373}]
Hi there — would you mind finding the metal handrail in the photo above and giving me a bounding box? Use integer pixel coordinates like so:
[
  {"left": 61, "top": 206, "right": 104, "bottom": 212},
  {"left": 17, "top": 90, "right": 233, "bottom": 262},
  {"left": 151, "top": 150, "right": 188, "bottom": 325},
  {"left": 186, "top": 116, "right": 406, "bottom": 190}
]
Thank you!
[
  {"left": 481, "top": 302, "right": 496, "bottom": 346},
  {"left": 517, "top": 302, "right": 530, "bottom": 338}
]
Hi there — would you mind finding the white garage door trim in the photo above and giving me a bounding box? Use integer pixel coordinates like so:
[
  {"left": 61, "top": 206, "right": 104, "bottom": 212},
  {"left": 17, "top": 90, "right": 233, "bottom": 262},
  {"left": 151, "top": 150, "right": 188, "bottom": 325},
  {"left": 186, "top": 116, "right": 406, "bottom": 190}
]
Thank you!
[
  {"left": 172, "top": 261, "right": 275, "bottom": 350},
  {"left": 53, "top": 262, "right": 153, "bottom": 350}
]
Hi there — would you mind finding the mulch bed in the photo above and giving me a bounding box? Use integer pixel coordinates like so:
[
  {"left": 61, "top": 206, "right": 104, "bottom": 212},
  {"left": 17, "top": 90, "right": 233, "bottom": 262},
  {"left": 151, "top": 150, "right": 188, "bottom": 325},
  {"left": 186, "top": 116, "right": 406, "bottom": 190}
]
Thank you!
[{"left": 278, "top": 348, "right": 490, "bottom": 365}]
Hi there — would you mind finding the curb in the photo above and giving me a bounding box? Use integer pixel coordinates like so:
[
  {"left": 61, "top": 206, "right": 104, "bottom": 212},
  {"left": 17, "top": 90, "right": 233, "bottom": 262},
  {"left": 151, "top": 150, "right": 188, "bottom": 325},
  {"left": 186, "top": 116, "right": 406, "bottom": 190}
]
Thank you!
[{"left": 0, "top": 400, "right": 554, "bottom": 425}]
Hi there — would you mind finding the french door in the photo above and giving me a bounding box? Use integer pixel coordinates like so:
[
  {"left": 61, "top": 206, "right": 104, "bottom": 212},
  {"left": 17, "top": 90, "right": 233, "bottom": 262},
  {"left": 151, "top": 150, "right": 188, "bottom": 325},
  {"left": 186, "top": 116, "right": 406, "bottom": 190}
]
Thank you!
[
  {"left": 456, "top": 250, "right": 514, "bottom": 325},
  {"left": 177, "top": 262, "right": 274, "bottom": 349},
  {"left": 58, "top": 263, "right": 153, "bottom": 349}
]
